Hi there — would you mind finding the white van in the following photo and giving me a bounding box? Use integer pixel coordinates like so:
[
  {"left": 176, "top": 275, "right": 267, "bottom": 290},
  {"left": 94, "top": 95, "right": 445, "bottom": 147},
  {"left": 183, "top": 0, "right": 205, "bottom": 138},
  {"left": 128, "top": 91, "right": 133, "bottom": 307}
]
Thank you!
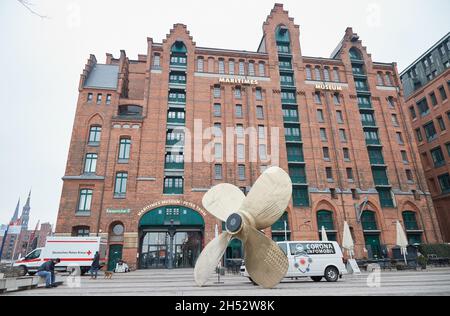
[
  {"left": 241, "top": 241, "right": 347, "bottom": 283},
  {"left": 14, "top": 237, "right": 107, "bottom": 276}
]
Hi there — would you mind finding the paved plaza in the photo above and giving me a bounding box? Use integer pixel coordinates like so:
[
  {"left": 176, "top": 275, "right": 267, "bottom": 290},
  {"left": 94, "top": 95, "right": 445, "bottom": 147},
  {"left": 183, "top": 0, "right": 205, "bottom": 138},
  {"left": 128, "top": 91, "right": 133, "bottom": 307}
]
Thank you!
[{"left": 3, "top": 268, "right": 450, "bottom": 296}]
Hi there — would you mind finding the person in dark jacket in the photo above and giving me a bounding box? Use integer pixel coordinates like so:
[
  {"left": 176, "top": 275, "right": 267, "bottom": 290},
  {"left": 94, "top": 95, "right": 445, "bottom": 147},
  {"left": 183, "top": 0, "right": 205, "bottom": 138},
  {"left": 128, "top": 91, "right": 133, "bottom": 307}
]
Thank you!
[
  {"left": 89, "top": 251, "right": 100, "bottom": 279},
  {"left": 37, "top": 258, "right": 60, "bottom": 288}
]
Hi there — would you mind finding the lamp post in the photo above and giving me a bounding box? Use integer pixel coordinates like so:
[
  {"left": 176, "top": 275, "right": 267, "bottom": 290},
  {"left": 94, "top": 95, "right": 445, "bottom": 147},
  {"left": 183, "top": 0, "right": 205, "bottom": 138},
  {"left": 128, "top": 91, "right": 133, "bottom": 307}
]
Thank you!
[{"left": 167, "top": 219, "right": 176, "bottom": 270}]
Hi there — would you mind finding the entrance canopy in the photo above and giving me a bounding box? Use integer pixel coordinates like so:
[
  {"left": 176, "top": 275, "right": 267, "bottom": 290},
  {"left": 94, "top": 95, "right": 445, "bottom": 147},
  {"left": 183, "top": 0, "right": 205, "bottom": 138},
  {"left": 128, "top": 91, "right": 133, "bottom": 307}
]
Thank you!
[{"left": 139, "top": 206, "right": 205, "bottom": 228}]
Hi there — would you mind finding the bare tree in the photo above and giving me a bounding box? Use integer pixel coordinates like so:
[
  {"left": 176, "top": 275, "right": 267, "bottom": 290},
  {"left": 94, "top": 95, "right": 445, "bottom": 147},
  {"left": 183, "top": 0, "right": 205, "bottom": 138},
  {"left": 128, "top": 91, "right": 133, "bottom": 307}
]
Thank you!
[{"left": 16, "top": 0, "right": 48, "bottom": 19}]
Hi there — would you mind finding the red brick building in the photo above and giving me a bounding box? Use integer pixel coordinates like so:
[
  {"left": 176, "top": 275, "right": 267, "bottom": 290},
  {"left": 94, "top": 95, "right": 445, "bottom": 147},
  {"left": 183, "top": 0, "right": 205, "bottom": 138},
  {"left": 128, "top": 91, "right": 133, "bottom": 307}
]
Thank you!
[
  {"left": 56, "top": 4, "right": 443, "bottom": 270},
  {"left": 400, "top": 33, "right": 450, "bottom": 242}
]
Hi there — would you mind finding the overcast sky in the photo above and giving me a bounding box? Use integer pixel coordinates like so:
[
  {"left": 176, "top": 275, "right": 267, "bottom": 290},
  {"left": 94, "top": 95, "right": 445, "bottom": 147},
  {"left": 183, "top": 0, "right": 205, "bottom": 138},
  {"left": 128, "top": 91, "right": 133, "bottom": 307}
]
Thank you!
[{"left": 1, "top": 0, "right": 449, "bottom": 230}]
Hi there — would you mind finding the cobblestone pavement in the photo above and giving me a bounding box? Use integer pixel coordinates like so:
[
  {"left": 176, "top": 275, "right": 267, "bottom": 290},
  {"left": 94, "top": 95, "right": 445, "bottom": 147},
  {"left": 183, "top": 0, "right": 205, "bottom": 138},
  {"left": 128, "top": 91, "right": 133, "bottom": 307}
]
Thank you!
[{"left": 4, "top": 268, "right": 450, "bottom": 296}]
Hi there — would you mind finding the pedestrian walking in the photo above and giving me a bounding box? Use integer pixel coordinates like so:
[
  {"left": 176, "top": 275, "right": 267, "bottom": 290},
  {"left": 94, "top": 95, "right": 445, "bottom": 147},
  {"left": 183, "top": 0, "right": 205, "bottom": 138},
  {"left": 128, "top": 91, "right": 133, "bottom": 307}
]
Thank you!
[{"left": 89, "top": 251, "right": 100, "bottom": 279}]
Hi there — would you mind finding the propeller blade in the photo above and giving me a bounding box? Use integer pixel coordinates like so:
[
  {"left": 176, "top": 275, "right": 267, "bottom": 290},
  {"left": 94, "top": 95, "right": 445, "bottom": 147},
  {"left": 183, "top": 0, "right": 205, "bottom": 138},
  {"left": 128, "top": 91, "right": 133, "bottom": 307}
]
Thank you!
[
  {"left": 194, "top": 232, "right": 232, "bottom": 287},
  {"left": 202, "top": 184, "right": 246, "bottom": 222},
  {"left": 239, "top": 166, "right": 292, "bottom": 230},
  {"left": 243, "top": 225, "right": 288, "bottom": 289}
]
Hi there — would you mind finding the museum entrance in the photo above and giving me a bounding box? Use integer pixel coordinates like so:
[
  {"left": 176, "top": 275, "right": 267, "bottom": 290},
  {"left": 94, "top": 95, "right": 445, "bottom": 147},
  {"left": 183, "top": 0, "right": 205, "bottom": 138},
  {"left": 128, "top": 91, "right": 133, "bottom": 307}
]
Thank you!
[
  {"left": 140, "top": 231, "right": 202, "bottom": 269},
  {"left": 138, "top": 206, "right": 205, "bottom": 270}
]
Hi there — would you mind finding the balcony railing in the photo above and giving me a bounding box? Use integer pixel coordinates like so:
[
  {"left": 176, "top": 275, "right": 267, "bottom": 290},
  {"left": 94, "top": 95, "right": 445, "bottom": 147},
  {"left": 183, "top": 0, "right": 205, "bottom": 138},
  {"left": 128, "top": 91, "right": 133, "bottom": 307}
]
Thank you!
[
  {"left": 283, "top": 116, "right": 299, "bottom": 123},
  {"left": 167, "top": 117, "right": 186, "bottom": 125},
  {"left": 285, "top": 135, "right": 302, "bottom": 143},
  {"left": 366, "top": 138, "right": 381, "bottom": 146},
  {"left": 362, "top": 120, "right": 377, "bottom": 127},
  {"left": 165, "top": 162, "right": 185, "bottom": 170},
  {"left": 287, "top": 155, "right": 304, "bottom": 163},
  {"left": 290, "top": 175, "right": 307, "bottom": 184}
]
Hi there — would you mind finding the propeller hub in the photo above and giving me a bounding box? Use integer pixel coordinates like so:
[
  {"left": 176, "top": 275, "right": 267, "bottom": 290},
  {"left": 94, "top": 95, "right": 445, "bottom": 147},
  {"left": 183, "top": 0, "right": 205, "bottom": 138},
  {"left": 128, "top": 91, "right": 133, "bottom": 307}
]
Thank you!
[{"left": 226, "top": 213, "right": 243, "bottom": 235}]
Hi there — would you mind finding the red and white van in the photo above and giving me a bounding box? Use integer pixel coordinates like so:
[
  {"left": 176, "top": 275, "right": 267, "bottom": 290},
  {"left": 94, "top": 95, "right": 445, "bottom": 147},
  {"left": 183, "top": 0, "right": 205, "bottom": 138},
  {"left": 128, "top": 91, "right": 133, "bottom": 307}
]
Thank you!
[{"left": 14, "top": 237, "right": 107, "bottom": 276}]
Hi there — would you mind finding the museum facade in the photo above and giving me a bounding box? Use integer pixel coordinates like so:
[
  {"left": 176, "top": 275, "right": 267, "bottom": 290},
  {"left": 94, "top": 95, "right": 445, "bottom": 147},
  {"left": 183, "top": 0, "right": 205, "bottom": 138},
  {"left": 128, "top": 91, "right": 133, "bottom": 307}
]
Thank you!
[{"left": 56, "top": 4, "right": 443, "bottom": 270}]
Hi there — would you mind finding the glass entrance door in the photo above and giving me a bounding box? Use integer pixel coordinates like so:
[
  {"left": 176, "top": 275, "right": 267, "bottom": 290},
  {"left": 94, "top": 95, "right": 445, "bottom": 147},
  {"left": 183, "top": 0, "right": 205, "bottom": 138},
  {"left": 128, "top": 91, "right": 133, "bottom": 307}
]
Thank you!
[{"left": 140, "top": 231, "right": 202, "bottom": 269}]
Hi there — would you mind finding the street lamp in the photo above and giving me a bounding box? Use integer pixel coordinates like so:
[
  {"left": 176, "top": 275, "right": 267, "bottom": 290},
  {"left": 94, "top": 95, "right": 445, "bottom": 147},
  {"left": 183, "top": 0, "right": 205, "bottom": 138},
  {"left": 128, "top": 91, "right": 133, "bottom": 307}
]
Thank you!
[{"left": 167, "top": 219, "right": 176, "bottom": 270}]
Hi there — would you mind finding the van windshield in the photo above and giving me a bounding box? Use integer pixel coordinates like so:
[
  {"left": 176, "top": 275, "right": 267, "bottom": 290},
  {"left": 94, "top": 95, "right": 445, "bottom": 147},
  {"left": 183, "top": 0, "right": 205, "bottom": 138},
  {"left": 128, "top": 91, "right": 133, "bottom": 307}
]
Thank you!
[{"left": 26, "top": 249, "right": 41, "bottom": 260}]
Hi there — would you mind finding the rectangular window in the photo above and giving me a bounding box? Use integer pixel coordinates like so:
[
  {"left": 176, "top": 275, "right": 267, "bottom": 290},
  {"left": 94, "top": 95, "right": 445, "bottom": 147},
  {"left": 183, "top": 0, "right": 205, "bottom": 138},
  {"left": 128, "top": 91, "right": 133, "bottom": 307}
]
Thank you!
[
  {"left": 229, "top": 60, "right": 235, "bottom": 75},
  {"left": 218, "top": 60, "right": 225, "bottom": 74},
  {"left": 238, "top": 165, "right": 246, "bottom": 180},
  {"left": 416, "top": 128, "right": 423, "bottom": 142},
  {"left": 214, "top": 164, "right": 222, "bottom": 180},
  {"left": 378, "top": 188, "right": 394, "bottom": 207},
  {"left": 256, "top": 106, "right": 264, "bottom": 119},
  {"left": 293, "top": 187, "right": 309, "bottom": 207},
  {"left": 343, "top": 148, "right": 350, "bottom": 161},
  {"left": 323, "top": 147, "right": 330, "bottom": 160},
  {"left": 339, "top": 129, "right": 347, "bottom": 142},
  {"left": 320, "top": 128, "right": 327, "bottom": 142},
  {"left": 401, "top": 150, "right": 409, "bottom": 164},
  {"left": 89, "top": 126, "right": 102, "bottom": 144},
  {"left": 248, "top": 62, "right": 255, "bottom": 76},
  {"left": 235, "top": 105, "right": 243, "bottom": 118},
  {"left": 197, "top": 58, "right": 204, "bottom": 72},
  {"left": 396, "top": 132, "right": 404, "bottom": 145},
  {"left": 239, "top": 61, "right": 245, "bottom": 75},
  {"left": 438, "top": 116, "right": 446, "bottom": 131},
  {"left": 326, "top": 167, "right": 333, "bottom": 181},
  {"left": 346, "top": 168, "right": 354, "bottom": 181},
  {"left": 385, "top": 74, "right": 392, "bottom": 86},
  {"left": 406, "top": 170, "right": 414, "bottom": 182},
  {"left": 315, "top": 67, "right": 321, "bottom": 81},
  {"left": 118, "top": 138, "right": 131, "bottom": 161},
  {"left": 77, "top": 189, "right": 93, "bottom": 213},
  {"left": 323, "top": 68, "right": 330, "bottom": 82},
  {"left": 317, "top": 109, "right": 324, "bottom": 123},
  {"left": 430, "top": 92, "right": 438, "bottom": 106},
  {"left": 235, "top": 88, "right": 242, "bottom": 99},
  {"left": 259, "top": 144, "right": 267, "bottom": 160},
  {"left": 439, "top": 86, "right": 448, "bottom": 101},
  {"left": 409, "top": 106, "right": 417, "bottom": 119},
  {"left": 256, "top": 88, "right": 263, "bottom": 101},
  {"left": 236, "top": 124, "right": 244, "bottom": 138},
  {"left": 333, "top": 93, "right": 340, "bottom": 105},
  {"left": 114, "top": 173, "right": 128, "bottom": 197},
  {"left": 258, "top": 125, "right": 266, "bottom": 139},
  {"left": 213, "top": 103, "right": 221, "bottom": 117},
  {"left": 438, "top": 173, "right": 450, "bottom": 193},
  {"left": 84, "top": 154, "right": 98, "bottom": 174},
  {"left": 259, "top": 63, "right": 265, "bottom": 76},
  {"left": 214, "top": 86, "right": 221, "bottom": 98},
  {"left": 306, "top": 67, "right": 312, "bottom": 80},
  {"left": 96, "top": 94, "right": 102, "bottom": 104},
  {"left": 417, "top": 98, "right": 430, "bottom": 116},
  {"left": 87, "top": 93, "right": 93, "bottom": 103},
  {"left": 391, "top": 114, "right": 399, "bottom": 126},
  {"left": 104, "top": 94, "right": 112, "bottom": 105},
  {"left": 336, "top": 111, "right": 344, "bottom": 124},
  {"left": 164, "top": 177, "right": 184, "bottom": 194},
  {"left": 424, "top": 122, "right": 437, "bottom": 142},
  {"left": 215, "top": 143, "right": 223, "bottom": 160},
  {"left": 431, "top": 147, "right": 445, "bottom": 167},
  {"left": 213, "top": 123, "right": 222, "bottom": 137},
  {"left": 314, "top": 92, "right": 322, "bottom": 104},
  {"left": 237, "top": 144, "right": 245, "bottom": 160},
  {"left": 333, "top": 68, "right": 340, "bottom": 82}
]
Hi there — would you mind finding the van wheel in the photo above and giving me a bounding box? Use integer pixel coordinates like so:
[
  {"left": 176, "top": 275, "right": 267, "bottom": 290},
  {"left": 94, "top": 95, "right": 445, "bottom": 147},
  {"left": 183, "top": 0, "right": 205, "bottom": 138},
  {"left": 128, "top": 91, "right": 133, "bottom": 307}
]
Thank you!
[
  {"left": 324, "top": 267, "right": 339, "bottom": 282},
  {"left": 311, "top": 276, "right": 323, "bottom": 282},
  {"left": 17, "top": 265, "right": 28, "bottom": 277},
  {"left": 248, "top": 278, "right": 257, "bottom": 286}
]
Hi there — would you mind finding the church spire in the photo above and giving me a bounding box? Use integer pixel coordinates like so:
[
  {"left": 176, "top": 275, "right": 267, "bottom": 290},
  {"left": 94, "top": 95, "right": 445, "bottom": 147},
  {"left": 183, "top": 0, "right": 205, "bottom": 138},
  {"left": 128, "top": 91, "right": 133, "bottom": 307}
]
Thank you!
[
  {"left": 11, "top": 198, "right": 20, "bottom": 224},
  {"left": 20, "top": 190, "right": 31, "bottom": 230}
]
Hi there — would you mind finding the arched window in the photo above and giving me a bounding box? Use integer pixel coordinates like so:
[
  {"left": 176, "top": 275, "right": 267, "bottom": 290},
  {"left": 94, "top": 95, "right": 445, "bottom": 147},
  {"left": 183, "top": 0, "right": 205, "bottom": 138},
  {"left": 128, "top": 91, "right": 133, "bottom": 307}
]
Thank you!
[
  {"left": 349, "top": 48, "right": 362, "bottom": 60},
  {"left": 248, "top": 61, "right": 255, "bottom": 76},
  {"left": 258, "top": 62, "right": 265, "bottom": 77},
  {"left": 323, "top": 67, "right": 330, "bottom": 82},
  {"left": 315, "top": 66, "right": 322, "bottom": 81},
  {"left": 228, "top": 59, "right": 235, "bottom": 75},
  {"left": 170, "top": 41, "right": 187, "bottom": 66},
  {"left": 271, "top": 212, "right": 290, "bottom": 241},
  {"left": 317, "top": 210, "right": 337, "bottom": 241},
  {"left": 197, "top": 57, "right": 204, "bottom": 72},
  {"left": 276, "top": 25, "right": 290, "bottom": 54},
  {"left": 377, "top": 72, "right": 384, "bottom": 85},
  {"left": 305, "top": 66, "right": 312, "bottom": 80}
]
